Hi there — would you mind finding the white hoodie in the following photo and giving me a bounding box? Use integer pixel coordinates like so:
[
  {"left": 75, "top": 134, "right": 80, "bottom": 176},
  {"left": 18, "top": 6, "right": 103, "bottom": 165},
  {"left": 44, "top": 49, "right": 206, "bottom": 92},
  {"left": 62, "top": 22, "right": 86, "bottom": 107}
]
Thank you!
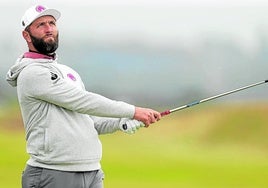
[{"left": 6, "top": 52, "right": 135, "bottom": 171}]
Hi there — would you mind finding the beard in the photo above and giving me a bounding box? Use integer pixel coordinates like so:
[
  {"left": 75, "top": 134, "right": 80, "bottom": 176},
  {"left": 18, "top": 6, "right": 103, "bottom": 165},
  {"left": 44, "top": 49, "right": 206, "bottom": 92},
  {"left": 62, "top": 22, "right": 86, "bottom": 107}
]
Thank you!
[{"left": 29, "top": 33, "right": 59, "bottom": 55}]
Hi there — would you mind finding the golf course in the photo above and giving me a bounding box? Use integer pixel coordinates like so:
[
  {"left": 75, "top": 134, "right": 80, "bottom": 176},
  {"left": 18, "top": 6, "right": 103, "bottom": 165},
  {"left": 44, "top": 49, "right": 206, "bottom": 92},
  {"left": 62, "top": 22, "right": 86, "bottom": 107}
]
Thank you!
[{"left": 1, "top": 102, "right": 268, "bottom": 188}]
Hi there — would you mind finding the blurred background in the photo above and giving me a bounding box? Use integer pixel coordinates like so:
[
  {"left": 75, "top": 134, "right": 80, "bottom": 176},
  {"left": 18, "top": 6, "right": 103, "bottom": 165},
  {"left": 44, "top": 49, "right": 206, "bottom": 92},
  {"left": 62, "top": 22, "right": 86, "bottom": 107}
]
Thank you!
[
  {"left": 1, "top": 0, "right": 268, "bottom": 187},
  {"left": 1, "top": 0, "right": 268, "bottom": 106}
]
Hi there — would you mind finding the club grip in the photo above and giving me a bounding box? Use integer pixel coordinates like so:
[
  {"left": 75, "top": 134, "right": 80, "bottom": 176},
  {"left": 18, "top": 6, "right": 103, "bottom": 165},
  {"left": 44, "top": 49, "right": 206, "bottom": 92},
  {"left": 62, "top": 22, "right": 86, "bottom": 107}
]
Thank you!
[{"left": 161, "top": 110, "right": 170, "bottom": 117}]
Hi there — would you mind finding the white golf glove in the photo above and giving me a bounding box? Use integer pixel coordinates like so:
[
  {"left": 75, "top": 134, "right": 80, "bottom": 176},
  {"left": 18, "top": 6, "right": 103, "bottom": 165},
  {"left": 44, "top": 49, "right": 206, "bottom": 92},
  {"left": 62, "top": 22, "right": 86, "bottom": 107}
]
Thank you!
[{"left": 119, "top": 118, "right": 144, "bottom": 134}]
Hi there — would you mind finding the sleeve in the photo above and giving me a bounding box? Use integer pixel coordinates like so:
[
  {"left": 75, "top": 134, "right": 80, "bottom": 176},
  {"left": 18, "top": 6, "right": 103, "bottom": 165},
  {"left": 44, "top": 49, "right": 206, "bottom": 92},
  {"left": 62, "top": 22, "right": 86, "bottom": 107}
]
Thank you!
[
  {"left": 91, "top": 116, "right": 121, "bottom": 135},
  {"left": 19, "top": 64, "right": 135, "bottom": 118}
]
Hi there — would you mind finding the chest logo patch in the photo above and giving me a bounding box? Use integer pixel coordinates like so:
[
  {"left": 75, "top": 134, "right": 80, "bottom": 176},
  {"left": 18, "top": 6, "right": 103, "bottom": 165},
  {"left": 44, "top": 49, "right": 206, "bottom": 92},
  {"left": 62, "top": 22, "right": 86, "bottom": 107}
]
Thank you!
[{"left": 67, "top": 73, "right": 76, "bottom": 81}]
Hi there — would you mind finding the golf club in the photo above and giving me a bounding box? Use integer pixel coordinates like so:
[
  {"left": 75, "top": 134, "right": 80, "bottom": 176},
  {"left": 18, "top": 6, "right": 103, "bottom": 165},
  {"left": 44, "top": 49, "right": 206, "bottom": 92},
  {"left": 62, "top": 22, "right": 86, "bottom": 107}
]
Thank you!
[{"left": 161, "top": 79, "right": 268, "bottom": 117}]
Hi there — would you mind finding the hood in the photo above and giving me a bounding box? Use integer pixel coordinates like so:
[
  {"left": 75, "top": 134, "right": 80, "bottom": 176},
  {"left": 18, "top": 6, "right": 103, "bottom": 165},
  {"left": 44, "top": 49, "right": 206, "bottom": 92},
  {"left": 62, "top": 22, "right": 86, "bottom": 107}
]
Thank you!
[
  {"left": 6, "top": 52, "right": 56, "bottom": 87},
  {"left": 6, "top": 56, "right": 32, "bottom": 87}
]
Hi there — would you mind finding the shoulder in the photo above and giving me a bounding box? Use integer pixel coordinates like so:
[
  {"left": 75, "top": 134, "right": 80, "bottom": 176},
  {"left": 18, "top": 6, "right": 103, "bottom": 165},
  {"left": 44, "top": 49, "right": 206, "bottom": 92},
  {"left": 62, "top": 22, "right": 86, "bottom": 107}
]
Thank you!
[
  {"left": 54, "top": 63, "right": 79, "bottom": 76},
  {"left": 54, "top": 63, "right": 83, "bottom": 84},
  {"left": 18, "top": 62, "right": 61, "bottom": 84}
]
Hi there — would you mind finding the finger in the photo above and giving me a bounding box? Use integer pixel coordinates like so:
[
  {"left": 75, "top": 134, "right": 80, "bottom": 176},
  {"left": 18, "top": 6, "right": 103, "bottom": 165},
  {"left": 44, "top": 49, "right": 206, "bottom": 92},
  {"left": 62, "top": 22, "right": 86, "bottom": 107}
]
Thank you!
[
  {"left": 144, "top": 120, "right": 150, "bottom": 127},
  {"left": 150, "top": 115, "right": 156, "bottom": 123},
  {"left": 154, "top": 112, "right": 161, "bottom": 121},
  {"left": 129, "top": 121, "right": 136, "bottom": 132}
]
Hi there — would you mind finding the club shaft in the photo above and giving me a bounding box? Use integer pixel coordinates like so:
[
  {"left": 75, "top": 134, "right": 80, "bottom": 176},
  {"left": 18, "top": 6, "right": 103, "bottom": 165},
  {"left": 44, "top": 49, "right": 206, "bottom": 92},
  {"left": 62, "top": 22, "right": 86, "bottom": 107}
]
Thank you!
[{"left": 161, "top": 80, "right": 268, "bottom": 116}]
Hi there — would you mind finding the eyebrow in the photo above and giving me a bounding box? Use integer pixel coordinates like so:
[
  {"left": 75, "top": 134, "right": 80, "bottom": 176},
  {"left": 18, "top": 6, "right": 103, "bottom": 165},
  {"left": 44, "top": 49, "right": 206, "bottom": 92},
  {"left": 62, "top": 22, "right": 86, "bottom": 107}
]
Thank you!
[
  {"left": 34, "top": 16, "right": 56, "bottom": 24},
  {"left": 35, "top": 19, "right": 57, "bottom": 27}
]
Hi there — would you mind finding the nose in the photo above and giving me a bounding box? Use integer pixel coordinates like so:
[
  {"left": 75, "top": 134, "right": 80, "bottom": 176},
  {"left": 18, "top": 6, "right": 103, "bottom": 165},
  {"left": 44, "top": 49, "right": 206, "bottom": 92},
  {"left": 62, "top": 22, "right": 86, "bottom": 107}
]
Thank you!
[
  {"left": 44, "top": 22, "right": 54, "bottom": 33},
  {"left": 45, "top": 25, "right": 53, "bottom": 33}
]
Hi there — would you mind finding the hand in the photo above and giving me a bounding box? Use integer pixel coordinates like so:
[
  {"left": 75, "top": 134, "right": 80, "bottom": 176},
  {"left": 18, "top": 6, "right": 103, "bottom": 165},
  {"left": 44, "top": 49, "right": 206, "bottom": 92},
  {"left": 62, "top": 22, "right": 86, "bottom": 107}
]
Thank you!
[
  {"left": 119, "top": 118, "right": 144, "bottom": 134},
  {"left": 133, "top": 107, "right": 161, "bottom": 127}
]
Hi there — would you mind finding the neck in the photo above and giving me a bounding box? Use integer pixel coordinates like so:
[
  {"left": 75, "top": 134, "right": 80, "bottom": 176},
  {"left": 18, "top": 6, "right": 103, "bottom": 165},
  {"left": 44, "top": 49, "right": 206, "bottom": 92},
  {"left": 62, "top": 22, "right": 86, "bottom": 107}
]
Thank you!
[
  {"left": 23, "top": 51, "right": 56, "bottom": 60},
  {"left": 30, "top": 50, "right": 56, "bottom": 57}
]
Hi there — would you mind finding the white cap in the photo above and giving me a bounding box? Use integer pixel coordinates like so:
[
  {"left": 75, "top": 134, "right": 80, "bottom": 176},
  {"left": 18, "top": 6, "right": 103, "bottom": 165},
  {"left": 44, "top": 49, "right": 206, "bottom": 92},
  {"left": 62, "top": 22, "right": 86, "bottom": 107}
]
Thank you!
[{"left": 21, "top": 5, "right": 61, "bottom": 30}]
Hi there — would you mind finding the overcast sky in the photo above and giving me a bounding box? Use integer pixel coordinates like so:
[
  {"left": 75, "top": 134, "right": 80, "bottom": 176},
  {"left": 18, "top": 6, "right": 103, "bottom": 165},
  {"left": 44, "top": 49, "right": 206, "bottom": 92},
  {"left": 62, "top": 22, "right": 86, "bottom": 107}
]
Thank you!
[
  {"left": 2, "top": 0, "right": 268, "bottom": 101},
  {"left": 2, "top": 0, "right": 268, "bottom": 6},
  {"left": 2, "top": 0, "right": 268, "bottom": 53}
]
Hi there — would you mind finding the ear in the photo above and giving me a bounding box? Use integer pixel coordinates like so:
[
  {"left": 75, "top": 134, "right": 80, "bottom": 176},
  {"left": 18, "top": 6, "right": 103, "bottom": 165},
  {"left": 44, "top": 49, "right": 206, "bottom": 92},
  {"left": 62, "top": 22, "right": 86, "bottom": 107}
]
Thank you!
[{"left": 22, "top": 30, "right": 32, "bottom": 43}]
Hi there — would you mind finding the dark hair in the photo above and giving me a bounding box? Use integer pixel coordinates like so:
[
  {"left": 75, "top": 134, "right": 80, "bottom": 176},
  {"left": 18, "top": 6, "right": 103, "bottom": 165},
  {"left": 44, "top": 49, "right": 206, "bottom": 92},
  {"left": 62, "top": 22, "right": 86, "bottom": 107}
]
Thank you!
[{"left": 24, "top": 25, "right": 31, "bottom": 32}]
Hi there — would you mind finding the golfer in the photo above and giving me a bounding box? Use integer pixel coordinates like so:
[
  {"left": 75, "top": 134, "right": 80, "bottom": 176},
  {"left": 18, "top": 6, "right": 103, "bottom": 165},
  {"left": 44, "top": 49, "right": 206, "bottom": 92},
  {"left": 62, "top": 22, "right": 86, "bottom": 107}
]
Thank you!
[{"left": 6, "top": 5, "right": 161, "bottom": 188}]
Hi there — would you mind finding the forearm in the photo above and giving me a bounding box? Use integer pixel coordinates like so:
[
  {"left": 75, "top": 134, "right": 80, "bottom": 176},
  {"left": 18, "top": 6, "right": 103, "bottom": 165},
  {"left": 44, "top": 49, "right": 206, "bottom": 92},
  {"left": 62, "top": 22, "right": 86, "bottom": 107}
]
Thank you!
[
  {"left": 92, "top": 116, "right": 145, "bottom": 135},
  {"left": 91, "top": 116, "right": 121, "bottom": 135}
]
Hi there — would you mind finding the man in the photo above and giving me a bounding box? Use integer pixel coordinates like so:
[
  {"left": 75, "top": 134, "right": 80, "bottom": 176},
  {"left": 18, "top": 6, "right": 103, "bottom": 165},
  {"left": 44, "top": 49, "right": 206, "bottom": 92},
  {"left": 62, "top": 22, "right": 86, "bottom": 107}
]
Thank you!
[{"left": 6, "top": 5, "right": 161, "bottom": 188}]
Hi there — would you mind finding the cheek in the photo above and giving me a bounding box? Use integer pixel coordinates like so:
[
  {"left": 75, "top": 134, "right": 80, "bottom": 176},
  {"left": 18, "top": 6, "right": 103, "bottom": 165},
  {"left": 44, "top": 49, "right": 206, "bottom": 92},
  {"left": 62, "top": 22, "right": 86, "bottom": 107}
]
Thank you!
[{"left": 53, "top": 28, "right": 59, "bottom": 35}]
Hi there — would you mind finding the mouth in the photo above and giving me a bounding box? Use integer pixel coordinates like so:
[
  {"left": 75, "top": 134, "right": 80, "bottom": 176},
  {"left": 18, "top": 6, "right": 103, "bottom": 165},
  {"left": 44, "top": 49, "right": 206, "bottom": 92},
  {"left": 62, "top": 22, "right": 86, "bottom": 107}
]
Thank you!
[{"left": 44, "top": 35, "right": 55, "bottom": 42}]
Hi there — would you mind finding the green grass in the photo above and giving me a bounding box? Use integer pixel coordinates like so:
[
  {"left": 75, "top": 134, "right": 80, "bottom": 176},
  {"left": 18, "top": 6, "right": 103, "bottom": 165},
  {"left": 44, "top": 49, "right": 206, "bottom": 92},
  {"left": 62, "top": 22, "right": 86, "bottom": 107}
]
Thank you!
[
  {"left": 101, "top": 139, "right": 268, "bottom": 188},
  {"left": 1, "top": 102, "right": 268, "bottom": 187},
  {"left": 0, "top": 131, "right": 27, "bottom": 188}
]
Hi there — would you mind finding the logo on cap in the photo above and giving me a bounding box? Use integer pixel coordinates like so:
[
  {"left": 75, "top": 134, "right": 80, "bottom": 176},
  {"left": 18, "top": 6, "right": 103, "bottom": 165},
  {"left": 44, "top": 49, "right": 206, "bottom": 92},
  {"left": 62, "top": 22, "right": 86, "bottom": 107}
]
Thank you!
[{"left": 35, "top": 5, "right": 46, "bottom": 13}]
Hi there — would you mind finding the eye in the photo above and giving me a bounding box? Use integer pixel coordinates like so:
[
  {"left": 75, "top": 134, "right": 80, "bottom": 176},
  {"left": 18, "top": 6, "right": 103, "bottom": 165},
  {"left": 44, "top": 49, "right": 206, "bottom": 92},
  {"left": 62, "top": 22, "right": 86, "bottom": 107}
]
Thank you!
[
  {"left": 38, "top": 22, "right": 45, "bottom": 27},
  {"left": 50, "top": 21, "right": 56, "bottom": 26}
]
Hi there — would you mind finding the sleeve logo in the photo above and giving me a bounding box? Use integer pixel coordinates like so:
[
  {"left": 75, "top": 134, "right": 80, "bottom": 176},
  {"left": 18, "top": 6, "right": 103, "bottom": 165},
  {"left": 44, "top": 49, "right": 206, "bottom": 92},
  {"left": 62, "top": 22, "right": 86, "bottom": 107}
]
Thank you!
[{"left": 50, "top": 72, "right": 58, "bottom": 80}]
